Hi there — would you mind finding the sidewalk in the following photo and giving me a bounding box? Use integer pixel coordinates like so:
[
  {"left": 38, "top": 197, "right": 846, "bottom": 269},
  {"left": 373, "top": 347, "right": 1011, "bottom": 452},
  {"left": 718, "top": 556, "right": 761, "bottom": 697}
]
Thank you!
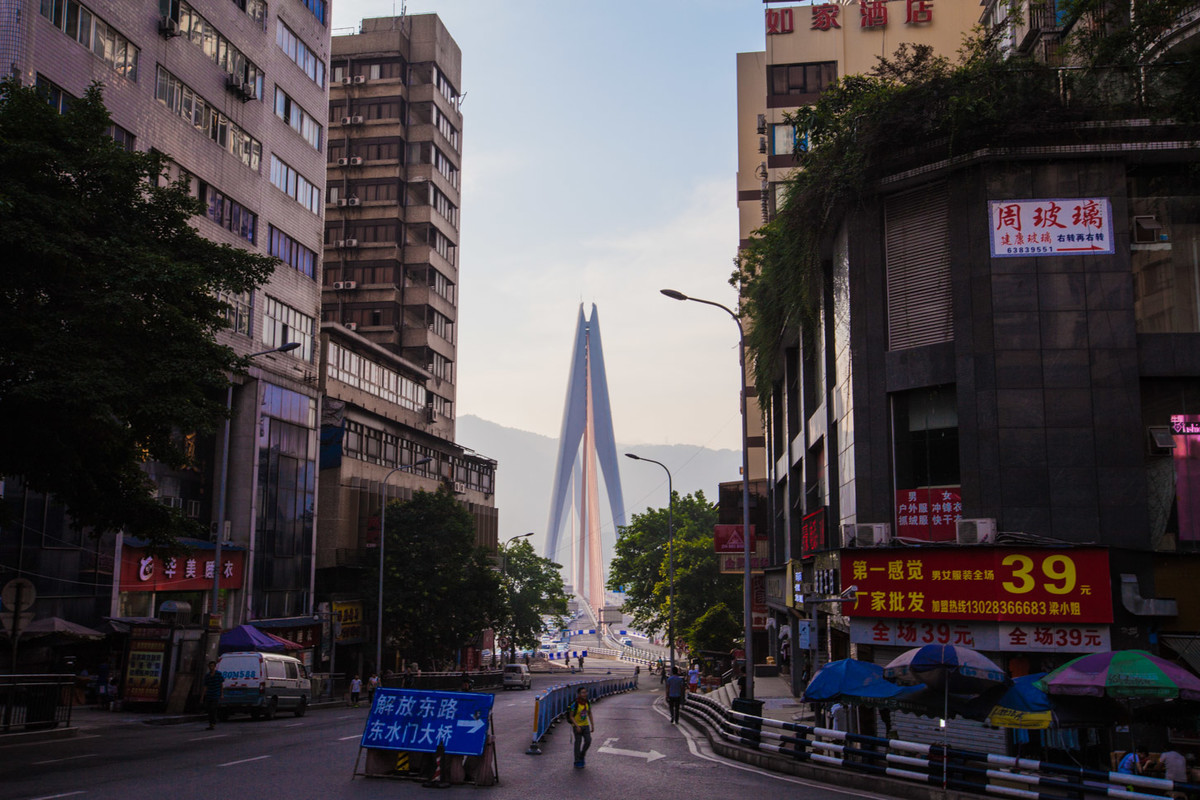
[{"left": 702, "top": 674, "right": 815, "bottom": 725}]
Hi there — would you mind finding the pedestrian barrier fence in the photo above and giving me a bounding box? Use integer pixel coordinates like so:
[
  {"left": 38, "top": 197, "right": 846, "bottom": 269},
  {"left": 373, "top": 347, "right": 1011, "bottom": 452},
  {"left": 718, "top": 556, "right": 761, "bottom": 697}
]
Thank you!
[
  {"left": 683, "top": 689, "right": 1200, "bottom": 800},
  {"left": 0, "top": 674, "right": 74, "bottom": 734},
  {"left": 545, "top": 649, "right": 588, "bottom": 662},
  {"left": 525, "top": 675, "right": 638, "bottom": 755}
]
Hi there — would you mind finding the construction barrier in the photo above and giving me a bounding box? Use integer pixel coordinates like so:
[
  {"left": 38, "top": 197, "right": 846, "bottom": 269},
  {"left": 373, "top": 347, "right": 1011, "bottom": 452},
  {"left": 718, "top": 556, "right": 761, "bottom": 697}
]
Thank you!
[
  {"left": 683, "top": 689, "right": 1200, "bottom": 800},
  {"left": 525, "top": 675, "right": 637, "bottom": 755}
]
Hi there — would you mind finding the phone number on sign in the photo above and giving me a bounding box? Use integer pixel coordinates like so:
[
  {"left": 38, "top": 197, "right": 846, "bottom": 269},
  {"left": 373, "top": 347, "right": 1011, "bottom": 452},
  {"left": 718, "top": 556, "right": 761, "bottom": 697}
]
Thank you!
[
  {"left": 933, "top": 599, "right": 1079, "bottom": 617},
  {"left": 1002, "top": 245, "right": 1054, "bottom": 254}
]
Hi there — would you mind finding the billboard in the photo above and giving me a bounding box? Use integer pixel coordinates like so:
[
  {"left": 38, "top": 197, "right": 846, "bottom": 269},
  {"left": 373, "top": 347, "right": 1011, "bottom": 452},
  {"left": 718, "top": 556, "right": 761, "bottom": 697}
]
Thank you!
[{"left": 842, "top": 547, "right": 1112, "bottom": 623}]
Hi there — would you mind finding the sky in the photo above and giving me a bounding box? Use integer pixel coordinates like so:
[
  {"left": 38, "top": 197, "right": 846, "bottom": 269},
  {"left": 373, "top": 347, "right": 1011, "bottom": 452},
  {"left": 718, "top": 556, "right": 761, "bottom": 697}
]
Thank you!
[{"left": 330, "top": 0, "right": 765, "bottom": 451}]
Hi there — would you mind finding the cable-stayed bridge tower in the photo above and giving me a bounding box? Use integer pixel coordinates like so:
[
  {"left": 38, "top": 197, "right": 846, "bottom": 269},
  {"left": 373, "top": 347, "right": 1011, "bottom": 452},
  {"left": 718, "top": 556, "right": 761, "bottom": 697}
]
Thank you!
[{"left": 544, "top": 305, "right": 626, "bottom": 612}]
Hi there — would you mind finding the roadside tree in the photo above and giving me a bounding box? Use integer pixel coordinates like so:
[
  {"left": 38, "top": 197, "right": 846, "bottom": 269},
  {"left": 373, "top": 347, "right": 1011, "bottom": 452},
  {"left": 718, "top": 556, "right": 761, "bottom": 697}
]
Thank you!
[
  {"left": 607, "top": 491, "right": 740, "bottom": 646},
  {"left": 0, "top": 80, "right": 275, "bottom": 548},
  {"left": 372, "top": 487, "right": 503, "bottom": 669},
  {"left": 497, "top": 538, "right": 569, "bottom": 662}
]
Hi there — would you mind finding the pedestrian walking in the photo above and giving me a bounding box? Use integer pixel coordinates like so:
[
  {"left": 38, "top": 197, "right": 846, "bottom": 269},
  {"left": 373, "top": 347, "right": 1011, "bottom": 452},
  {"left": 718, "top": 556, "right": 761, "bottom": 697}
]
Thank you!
[
  {"left": 665, "top": 667, "right": 686, "bottom": 724},
  {"left": 350, "top": 674, "right": 362, "bottom": 707},
  {"left": 202, "top": 660, "right": 223, "bottom": 730},
  {"left": 577, "top": 655, "right": 584, "bottom": 671},
  {"left": 367, "top": 673, "right": 380, "bottom": 703},
  {"left": 567, "top": 687, "right": 594, "bottom": 768},
  {"left": 687, "top": 662, "right": 700, "bottom": 693}
]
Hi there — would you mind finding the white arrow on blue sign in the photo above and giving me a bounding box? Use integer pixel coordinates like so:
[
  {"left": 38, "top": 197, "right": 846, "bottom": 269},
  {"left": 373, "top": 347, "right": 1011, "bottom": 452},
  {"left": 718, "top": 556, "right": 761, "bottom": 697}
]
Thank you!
[{"left": 360, "top": 688, "right": 494, "bottom": 756}]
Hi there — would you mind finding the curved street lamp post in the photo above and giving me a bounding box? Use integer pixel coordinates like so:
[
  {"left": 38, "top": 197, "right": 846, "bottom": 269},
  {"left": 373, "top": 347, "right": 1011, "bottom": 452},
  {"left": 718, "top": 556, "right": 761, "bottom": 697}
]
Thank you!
[
  {"left": 624, "top": 453, "right": 675, "bottom": 674},
  {"left": 661, "top": 288, "right": 756, "bottom": 701},
  {"left": 376, "top": 455, "right": 434, "bottom": 673}
]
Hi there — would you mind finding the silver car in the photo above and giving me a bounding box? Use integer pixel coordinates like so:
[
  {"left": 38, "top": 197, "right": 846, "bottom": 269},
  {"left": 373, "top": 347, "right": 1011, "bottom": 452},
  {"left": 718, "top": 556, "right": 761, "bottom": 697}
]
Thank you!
[{"left": 502, "top": 663, "right": 531, "bottom": 690}]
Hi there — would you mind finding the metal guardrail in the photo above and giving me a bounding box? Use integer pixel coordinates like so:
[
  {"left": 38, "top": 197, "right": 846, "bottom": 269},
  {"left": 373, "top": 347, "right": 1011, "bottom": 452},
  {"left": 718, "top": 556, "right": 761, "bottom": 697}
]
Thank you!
[
  {"left": 525, "top": 675, "right": 638, "bottom": 755},
  {"left": 683, "top": 689, "right": 1200, "bottom": 800},
  {"left": 380, "top": 670, "right": 502, "bottom": 693},
  {"left": 0, "top": 674, "right": 74, "bottom": 734}
]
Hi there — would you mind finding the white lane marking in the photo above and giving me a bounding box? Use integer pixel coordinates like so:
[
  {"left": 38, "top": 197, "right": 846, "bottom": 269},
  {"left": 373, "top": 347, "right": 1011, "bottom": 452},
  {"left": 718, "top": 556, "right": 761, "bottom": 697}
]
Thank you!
[
  {"left": 27, "top": 792, "right": 85, "bottom": 800},
  {"left": 283, "top": 722, "right": 304, "bottom": 727},
  {"left": 32, "top": 754, "right": 97, "bottom": 766},
  {"left": 658, "top": 700, "right": 895, "bottom": 799},
  {"left": 338, "top": 734, "right": 360, "bottom": 741},
  {"left": 218, "top": 754, "right": 272, "bottom": 767},
  {"left": 186, "top": 734, "right": 229, "bottom": 742}
]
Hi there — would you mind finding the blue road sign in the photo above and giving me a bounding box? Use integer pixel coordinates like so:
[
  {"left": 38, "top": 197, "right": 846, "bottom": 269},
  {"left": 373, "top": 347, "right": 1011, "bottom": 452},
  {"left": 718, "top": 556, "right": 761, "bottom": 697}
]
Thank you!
[{"left": 360, "top": 688, "right": 493, "bottom": 756}]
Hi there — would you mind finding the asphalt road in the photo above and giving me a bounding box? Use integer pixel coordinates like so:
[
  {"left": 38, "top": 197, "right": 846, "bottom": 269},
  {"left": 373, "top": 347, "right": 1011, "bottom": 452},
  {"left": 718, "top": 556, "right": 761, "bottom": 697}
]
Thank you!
[{"left": 0, "top": 662, "right": 895, "bottom": 800}]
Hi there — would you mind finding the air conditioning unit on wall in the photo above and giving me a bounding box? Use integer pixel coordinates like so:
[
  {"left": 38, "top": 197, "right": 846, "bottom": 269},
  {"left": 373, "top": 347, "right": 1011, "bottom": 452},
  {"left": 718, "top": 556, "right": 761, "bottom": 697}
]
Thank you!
[
  {"left": 956, "top": 518, "right": 997, "bottom": 544},
  {"left": 842, "top": 523, "right": 890, "bottom": 548}
]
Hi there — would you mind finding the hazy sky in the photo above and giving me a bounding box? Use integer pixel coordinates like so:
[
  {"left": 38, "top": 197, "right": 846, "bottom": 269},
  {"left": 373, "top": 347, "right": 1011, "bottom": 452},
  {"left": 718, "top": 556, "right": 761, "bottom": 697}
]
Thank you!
[{"left": 331, "top": 1, "right": 764, "bottom": 451}]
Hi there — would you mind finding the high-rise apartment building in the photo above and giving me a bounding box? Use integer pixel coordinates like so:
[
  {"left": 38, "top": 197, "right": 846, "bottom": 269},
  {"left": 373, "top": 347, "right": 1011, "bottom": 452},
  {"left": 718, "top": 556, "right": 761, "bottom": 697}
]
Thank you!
[
  {"left": 315, "top": 17, "right": 498, "bottom": 674},
  {"left": 3, "top": 0, "right": 329, "bottom": 635}
]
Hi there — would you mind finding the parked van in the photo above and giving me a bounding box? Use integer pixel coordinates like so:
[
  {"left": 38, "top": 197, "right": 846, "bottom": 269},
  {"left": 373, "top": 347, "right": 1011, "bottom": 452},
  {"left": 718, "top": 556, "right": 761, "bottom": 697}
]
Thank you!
[{"left": 216, "top": 651, "right": 311, "bottom": 720}]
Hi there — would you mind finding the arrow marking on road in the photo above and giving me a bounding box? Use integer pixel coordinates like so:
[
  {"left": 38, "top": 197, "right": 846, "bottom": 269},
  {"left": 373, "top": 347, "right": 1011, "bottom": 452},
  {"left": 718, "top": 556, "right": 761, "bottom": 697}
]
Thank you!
[
  {"left": 598, "top": 737, "right": 664, "bottom": 762},
  {"left": 456, "top": 718, "right": 486, "bottom": 734}
]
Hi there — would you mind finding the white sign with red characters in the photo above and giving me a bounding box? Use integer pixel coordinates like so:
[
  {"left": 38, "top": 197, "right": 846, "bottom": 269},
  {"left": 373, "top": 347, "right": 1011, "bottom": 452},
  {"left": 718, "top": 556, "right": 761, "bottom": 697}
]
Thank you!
[
  {"left": 851, "top": 618, "right": 1109, "bottom": 653},
  {"left": 989, "top": 198, "right": 1114, "bottom": 257}
]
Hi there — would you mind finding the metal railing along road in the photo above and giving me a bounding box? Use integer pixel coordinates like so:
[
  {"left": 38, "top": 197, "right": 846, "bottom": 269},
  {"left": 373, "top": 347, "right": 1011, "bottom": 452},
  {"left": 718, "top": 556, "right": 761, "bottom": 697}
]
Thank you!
[
  {"left": 524, "top": 675, "right": 638, "bottom": 755},
  {"left": 0, "top": 674, "right": 74, "bottom": 734},
  {"left": 683, "top": 689, "right": 1200, "bottom": 800}
]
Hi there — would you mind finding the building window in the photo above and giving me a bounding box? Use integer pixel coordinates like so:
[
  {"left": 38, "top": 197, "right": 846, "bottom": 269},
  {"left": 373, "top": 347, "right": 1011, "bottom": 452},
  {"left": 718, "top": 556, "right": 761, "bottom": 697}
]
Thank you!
[
  {"left": 299, "top": 0, "right": 325, "bottom": 25},
  {"left": 276, "top": 21, "right": 325, "bottom": 86},
  {"left": 892, "top": 385, "right": 959, "bottom": 490},
  {"left": 269, "top": 225, "right": 317, "bottom": 279},
  {"left": 886, "top": 183, "right": 952, "bottom": 350},
  {"left": 200, "top": 182, "right": 257, "bottom": 243},
  {"left": 768, "top": 61, "right": 837, "bottom": 105},
  {"left": 1130, "top": 166, "right": 1200, "bottom": 333},
  {"left": 35, "top": 74, "right": 73, "bottom": 113},
  {"left": 40, "top": 0, "right": 139, "bottom": 81},
  {"left": 108, "top": 122, "right": 136, "bottom": 150},
  {"left": 262, "top": 296, "right": 314, "bottom": 360},
  {"left": 177, "top": 2, "right": 263, "bottom": 99},
  {"left": 218, "top": 289, "right": 252, "bottom": 336},
  {"left": 771, "top": 123, "right": 796, "bottom": 156},
  {"left": 269, "top": 155, "right": 321, "bottom": 214},
  {"left": 326, "top": 342, "right": 423, "bottom": 411},
  {"left": 155, "top": 66, "right": 262, "bottom": 171},
  {"left": 273, "top": 86, "right": 322, "bottom": 150}
]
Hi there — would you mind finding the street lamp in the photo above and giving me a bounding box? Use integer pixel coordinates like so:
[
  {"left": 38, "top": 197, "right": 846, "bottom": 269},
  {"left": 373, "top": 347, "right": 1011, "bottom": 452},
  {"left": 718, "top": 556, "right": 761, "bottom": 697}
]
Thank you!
[
  {"left": 376, "top": 455, "right": 434, "bottom": 674},
  {"left": 624, "top": 453, "right": 675, "bottom": 674},
  {"left": 661, "top": 288, "right": 756, "bottom": 701},
  {"left": 211, "top": 342, "right": 301, "bottom": 630}
]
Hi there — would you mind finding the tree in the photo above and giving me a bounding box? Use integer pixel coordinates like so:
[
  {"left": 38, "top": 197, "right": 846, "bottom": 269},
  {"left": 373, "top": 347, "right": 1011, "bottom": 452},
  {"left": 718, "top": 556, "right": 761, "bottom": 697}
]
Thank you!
[
  {"left": 683, "top": 602, "right": 741, "bottom": 658},
  {"left": 0, "top": 79, "right": 276, "bottom": 548},
  {"left": 606, "top": 490, "right": 739, "bottom": 648},
  {"left": 497, "top": 538, "right": 569, "bottom": 661},
  {"left": 372, "top": 487, "right": 503, "bottom": 670}
]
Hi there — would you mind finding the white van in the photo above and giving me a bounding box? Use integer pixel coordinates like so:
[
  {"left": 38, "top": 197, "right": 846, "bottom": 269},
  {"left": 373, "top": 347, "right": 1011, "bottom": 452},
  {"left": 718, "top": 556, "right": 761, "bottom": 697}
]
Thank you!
[{"left": 216, "top": 651, "right": 311, "bottom": 720}]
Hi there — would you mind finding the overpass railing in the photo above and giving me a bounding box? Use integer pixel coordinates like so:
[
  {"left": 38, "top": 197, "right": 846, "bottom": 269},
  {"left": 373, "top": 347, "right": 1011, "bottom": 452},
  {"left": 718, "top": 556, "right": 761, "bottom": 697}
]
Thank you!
[{"left": 683, "top": 689, "right": 1200, "bottom": 800}]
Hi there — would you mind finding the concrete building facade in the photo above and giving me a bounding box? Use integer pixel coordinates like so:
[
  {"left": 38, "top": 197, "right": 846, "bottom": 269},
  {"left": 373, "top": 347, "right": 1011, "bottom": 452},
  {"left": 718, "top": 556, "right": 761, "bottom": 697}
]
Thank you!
[{"left": 2, "top": 0, "right": 330, "bottom": 640}]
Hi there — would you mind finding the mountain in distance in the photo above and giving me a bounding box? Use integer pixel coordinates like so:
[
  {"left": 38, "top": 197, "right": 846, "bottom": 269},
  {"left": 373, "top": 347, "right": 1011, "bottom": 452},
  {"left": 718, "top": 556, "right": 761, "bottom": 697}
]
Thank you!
[{"left": 456, "top": 414, "right": 741, "bottom": 558}]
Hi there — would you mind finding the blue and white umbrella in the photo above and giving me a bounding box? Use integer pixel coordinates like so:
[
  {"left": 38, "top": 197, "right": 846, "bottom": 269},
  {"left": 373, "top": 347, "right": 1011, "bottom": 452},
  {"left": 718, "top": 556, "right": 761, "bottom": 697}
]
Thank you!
[{"left": 884, "top": 643, "right": 1007, "bottom": 696}]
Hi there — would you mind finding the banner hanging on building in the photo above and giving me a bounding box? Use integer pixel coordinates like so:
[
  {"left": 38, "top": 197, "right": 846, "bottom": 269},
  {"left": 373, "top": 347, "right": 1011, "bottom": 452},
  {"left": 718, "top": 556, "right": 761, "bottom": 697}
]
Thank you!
[
  {"left": 842, "top": 547, "right": 1112, "bottom": 623},
  {"left": 850, "top": 618, "right": 1110, "bottom": 653}
]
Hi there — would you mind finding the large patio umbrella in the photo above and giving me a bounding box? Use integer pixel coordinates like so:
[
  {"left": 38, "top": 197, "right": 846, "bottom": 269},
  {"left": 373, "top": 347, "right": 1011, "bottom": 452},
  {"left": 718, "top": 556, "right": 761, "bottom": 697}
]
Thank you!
[
  {"left": 1036, "top": 650, "right": 1200, "bottom": 701},
  {"left": 884, "top": 643, "right": 1007, "bottom": 695},
  {"left": 967, "top": 673, "right": 1128, "bottom": 729},
  {"left": 20, "top": 617, "right": 106, "bottom": 639},
  {"left": 803, "top": 658, "right": 925, "bottom": 705}
]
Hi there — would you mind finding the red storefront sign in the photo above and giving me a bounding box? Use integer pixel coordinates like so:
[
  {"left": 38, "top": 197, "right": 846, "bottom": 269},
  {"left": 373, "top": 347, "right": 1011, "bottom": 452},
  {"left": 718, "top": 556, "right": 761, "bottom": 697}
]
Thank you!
[
  {"left": 120, "top": 545, "right": 245, "bottom": 592},
  {"left": 713, "top": 524, "right": 759, "bottom": 553},
  {"left": 895, "top": 487, "right": 961, "bottom": 542},
  {"left": 766, "top": 7, "right": 794, "bottom": 35},
  {"left": 800, "top": 507, "right": 828, "bottom": 559},
  {"left": 842, "top": 547, "right": 1112, "bottom": 623}
]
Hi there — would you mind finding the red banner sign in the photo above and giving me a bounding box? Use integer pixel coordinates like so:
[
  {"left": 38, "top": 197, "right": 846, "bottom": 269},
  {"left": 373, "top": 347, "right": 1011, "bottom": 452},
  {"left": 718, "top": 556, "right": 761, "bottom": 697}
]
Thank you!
[
  {"left": 120, "top": 545, "right": 245, "bottom": 592},
  {"left": 800, "top": 507, "right": 827, "bottom": 559},
  {"left": 713, "top": 524, "right": 759, "bottom": 553},
  {"left": 842, "top": 547, "right": 1112, "bottom": 623},
  {"left": 895, "top": 487, "right": 960, "bottom": 542}
]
